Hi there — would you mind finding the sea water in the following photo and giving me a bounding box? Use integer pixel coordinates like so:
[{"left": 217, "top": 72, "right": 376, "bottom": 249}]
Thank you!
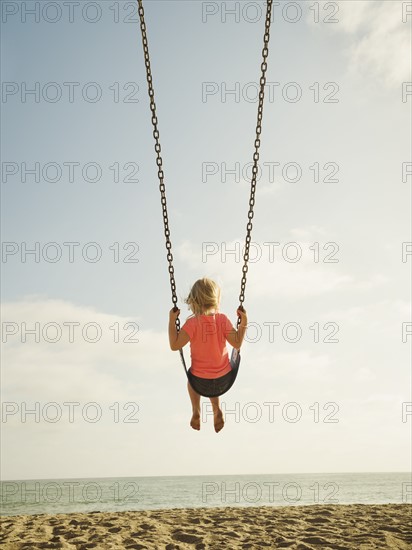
[{"left": 1, "top": 472, "right": 410, "bottom": 517}]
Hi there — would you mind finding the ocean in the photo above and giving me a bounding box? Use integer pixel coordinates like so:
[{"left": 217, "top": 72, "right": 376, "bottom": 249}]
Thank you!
[{"left": 1, "top": 472, "right": 410, "bottom": 517}]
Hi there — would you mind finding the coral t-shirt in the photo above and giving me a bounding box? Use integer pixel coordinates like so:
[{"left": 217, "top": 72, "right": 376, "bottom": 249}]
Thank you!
[{"left": 181, "top": 313, "right": 234, "bottom": 379}]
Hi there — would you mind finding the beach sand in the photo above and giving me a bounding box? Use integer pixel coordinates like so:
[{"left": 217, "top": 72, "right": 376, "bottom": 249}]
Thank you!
[{"left": 1, "top": 503, "right": 411, "bottom": 549}]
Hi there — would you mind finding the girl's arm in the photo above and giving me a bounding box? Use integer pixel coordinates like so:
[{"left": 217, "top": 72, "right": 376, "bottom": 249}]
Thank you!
[
  {"left": 169, "top": 308, "right": 190, "bottom": 351},
  {"left": 225, "top": 308, "right": 248, "bottom": 349}
]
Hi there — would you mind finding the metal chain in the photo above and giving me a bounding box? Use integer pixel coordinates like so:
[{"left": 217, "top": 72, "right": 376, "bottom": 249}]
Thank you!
[
  {"left": 137, "top": 0, "right": 181, "bottom": 331},
  {"left": 137, "top": 0, "right": 273, "bottom": 331},
  {"left": 237, "top": 0, "right": 273, "bottom": 326}
]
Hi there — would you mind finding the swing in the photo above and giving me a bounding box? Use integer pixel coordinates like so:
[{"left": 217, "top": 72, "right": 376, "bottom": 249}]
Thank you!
[{"left": 137, "top": 0, "right": 273, "bottom": 398}]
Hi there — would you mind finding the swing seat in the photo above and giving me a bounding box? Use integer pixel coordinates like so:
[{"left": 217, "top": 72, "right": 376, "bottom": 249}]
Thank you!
[{"left": 180, "top": 347, "right": 241, "bottom": 398}]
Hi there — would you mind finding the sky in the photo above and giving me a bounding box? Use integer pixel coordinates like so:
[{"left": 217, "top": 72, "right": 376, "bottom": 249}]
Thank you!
[{"left": 1, "top": 0, "right": 411, "bottom": 481}]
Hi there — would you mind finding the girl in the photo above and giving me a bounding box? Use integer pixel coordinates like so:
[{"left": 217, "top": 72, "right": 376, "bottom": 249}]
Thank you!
[{"left": 169, "top": 277, "right": 247, "bottom": 433}]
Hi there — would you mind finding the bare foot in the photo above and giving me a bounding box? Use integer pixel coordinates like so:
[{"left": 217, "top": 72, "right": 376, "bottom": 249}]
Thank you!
[
  {"left": 190, "top": 412, "right": 200, "bottom": 430},
  {"left": 213, "top": 409, "right": 224, "bottom": 433}
]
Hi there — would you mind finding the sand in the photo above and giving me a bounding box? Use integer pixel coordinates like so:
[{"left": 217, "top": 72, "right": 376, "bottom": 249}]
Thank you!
[{"left": 1, "top": 503, "right": 411, "bottom": 549}]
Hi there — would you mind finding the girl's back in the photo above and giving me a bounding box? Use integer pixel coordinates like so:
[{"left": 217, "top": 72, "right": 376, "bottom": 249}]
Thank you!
[{"left": 182, "top": 313, "right": 233, "bottom": 379}]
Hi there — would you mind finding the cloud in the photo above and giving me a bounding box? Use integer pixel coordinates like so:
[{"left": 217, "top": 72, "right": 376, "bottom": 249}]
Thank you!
[
  {"left": 307, "top": 1, "right": 411, "bottom": 89},
  {"left": 1, "top": 296, "right": 178, "bottom": 407},
  {"left": 316, "top": 298, "right": 411, "bottom": 345},
  {"left": 1, "top": 296, "right": 193, "bottom": 479},
  {"left": 251, "top": 347, "right": 336, "bottom": 383},
  {"left": 2, "top": 295, "right": 409, "bottom": 479},
  {"left": 354, "top": 367, "right": 376, "bottom": 382},
  {"left": 177, "top": 226, "right": 388, "bottom": 300}
]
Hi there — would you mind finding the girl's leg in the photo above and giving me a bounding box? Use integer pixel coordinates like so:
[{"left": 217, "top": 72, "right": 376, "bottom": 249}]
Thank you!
[
  {"left": 187, "top": 381, "right": 201, "bottom": 430},
  {"left": 209, "top": 396, "right": 224, "bottom": 433}
]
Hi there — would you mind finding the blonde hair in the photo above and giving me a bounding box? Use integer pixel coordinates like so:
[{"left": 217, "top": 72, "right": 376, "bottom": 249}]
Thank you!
[{"left": 184, "top": 278, "right": 221, "bottom": 316}]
